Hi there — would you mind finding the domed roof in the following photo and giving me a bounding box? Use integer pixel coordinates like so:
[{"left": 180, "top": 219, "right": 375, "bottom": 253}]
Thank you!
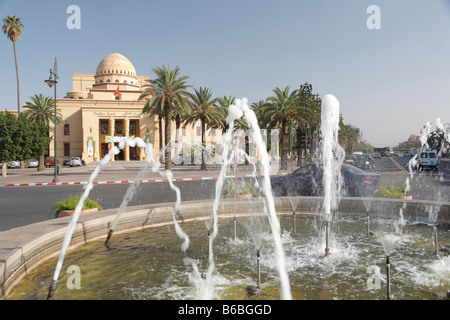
[{"left": 95, "top": 53, "right": 137, "bottom": 76}]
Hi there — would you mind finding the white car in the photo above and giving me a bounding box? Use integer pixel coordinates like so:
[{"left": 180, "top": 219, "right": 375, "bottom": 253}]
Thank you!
[
  {"left": 417, "top": 150, "right": 438, "bottom": 172},
  {"left": 8, "top": 160, "right": 20, "bottom": 168},
  {"left": 28, "top": 159, "right": 39, "bottom": 168},
  {"left": 69, "top": 157, "right": 82, "bottom": 167}
]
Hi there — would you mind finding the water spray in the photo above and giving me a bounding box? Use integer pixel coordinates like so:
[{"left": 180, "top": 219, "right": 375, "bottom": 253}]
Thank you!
[
  {"left": 46, "top": 138, "right": 190, "bottom": 299},
  {"left": 46, "top": 145, "right": 120, "bottom": 299},
  {"left": 320, "top": 94, "right": 344, "bottom": 258}
]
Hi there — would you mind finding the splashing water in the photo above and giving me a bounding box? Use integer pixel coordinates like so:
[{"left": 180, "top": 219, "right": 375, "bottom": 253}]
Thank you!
[
  {"left": 48, "top": 137, "right": 190, "bottom": 298},
  {"left": 319, "top": 95, "right": 345, "bottom": 254},
  {"left": 379, "top": 233, "right": 400, "bottom": 256},
  {"left": 205, "top": 98, "right": 292, "bottom": 300}
]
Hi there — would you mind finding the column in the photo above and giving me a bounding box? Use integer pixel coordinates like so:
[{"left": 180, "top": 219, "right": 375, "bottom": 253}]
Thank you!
[
  {"left": 124, "top": 118, "right": 130, "bottom": 161},
  {"left": 109, "top": 118, "right": 115, "bottom": 162}
]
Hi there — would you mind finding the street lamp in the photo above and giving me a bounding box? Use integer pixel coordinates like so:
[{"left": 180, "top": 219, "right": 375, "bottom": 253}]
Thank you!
[
  {"left": 300, "top": 82, "right": 312, "bottom": 163},
  {"left": 45, "top": 68, "right": 59, "bottom": 183}
]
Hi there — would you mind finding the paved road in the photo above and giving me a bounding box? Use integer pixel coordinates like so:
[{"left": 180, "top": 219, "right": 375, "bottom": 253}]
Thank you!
[{"left": 0, "top": 158, "right": 449, "bottom": 232}]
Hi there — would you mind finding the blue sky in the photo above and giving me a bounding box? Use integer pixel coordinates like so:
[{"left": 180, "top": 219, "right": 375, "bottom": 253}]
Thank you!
[{"left": 1, "top": 0, "right": 449, "bottom": 147}]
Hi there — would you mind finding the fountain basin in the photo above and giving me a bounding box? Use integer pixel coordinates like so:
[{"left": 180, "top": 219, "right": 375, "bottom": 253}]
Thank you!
[{"left": 1, "top": 197, "right": 449, "bottom": 299}]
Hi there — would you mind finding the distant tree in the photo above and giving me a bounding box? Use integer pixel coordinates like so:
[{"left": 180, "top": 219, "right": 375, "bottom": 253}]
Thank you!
[
  {"left": 23, "top": 94, "right": 62, "bottom": 171},
  {"left": 184, "top": 87, "right": 223, "bottom": 170},
  {"left": 427, "top": 128, "right": 449, "bottom": 155},
  {"left": 2, "top": 15, "right": 24, "bottom": 113},
  {"left": 0, "top": 111, "right": 50, "bottom": 176},
  {"left": 23, "top": 94, "right": 63, "bottom": 126},
  {"left": 338, "top": 116, "right": 361, "bottom": 155},
  {"left": 0, "top": 111, "right": 19, "bottom": 176},
  {"left": 262, "top": 86, "right": 299, "bottom": 170},
  {"left": 138, "top": 65, "right": 191, "bottom": 169}
]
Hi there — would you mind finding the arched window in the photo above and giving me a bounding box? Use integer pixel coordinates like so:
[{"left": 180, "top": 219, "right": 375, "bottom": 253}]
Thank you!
[{"left": 115, "top": 79, "right": 119, "bottom": 83}]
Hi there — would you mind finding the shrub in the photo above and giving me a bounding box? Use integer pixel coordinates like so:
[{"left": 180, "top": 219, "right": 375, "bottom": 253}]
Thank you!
[
  {"left": 222, "top": 182, "right": 258, "bottom": 197},
  {"left": 374, "top": 183, "right": 410, "bottom": 199},
  {"left": 51, "top": 194, "right": 102, "bottom": 217}
]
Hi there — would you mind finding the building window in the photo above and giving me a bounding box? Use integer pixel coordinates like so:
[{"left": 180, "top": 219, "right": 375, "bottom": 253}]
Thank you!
[
  {"left": 115, "top": 121, "right": 123, "bottom": 134},
  {"left": 64, "top": 124, "right": 70, "bottom": 135},
  {"left": 129, "top": 120, "right": 137, "bottom": 135},
  {"left": 64, "top": 143, "right": 70, "bottom": 157},
  {"left": 210, "top": 128, "right": 216, "bottom": 136},
  {"left": 182, "top": 126, "right": 186, "bottom": 136},
  {"left": 196, "top": 126, "right": 201, "bottom": 136},
  {"left": 101, "top": 120, "right": 108, "bottom": 134}
]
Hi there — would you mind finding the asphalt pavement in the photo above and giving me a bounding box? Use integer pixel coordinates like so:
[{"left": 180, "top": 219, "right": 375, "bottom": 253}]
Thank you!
[
  {"left": 0, "top": 160, "right": 292, "bottom": 187},
  {"left": 1, "top": 157, "right": 449, "bottom": 231}
]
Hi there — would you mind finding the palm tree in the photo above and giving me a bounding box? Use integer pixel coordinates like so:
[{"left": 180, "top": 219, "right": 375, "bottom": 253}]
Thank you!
[
  {"left": 138, "top": 87, "right": 165, "bottom": 155},
  {"left": 23, "top": 94, "right": 63, "bottom": 125},
  {"left": 22, "top": 94, "right": 63, "bottom": 171},
  {"left": 216, "top": 96, "right": 236, "bottom": 135},
  {"left": 295, "top": 93, "right": 322, "bottom": 164},
  {"left": 263, "top": 86, "right": 299, "bottom": 170},
  {"left": 184, "top": 87, "right": 223, "bottom": 170},
  {"left": 2, "top": 15, "right": 24, "bottom": 113},
  {"left": 138, "top": 65, "right": 191, "bottom": 169}
]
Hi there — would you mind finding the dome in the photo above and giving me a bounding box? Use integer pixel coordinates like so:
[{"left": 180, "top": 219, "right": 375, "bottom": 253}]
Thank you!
[{"left": 95, "top": 53, "right": 137, "bottom": 76}]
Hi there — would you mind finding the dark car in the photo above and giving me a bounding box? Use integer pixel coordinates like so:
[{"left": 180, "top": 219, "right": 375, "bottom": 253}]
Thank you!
[
  {"left": 353, "top": 154, "right": 375, "bottom": 170},
  {"left": 271, "top": 163, "right": 379, "bottom": 197}
]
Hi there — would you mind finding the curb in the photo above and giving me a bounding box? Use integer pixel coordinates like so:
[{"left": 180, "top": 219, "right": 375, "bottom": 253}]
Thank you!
[{"left": 0, "top": 172, "right": 290, "bottom": 187}]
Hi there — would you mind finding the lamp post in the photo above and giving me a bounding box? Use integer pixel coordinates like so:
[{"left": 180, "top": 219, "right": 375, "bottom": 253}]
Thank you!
[
  {"left": 300, "top": 82, "right": 312, "bottom": 164},
  {"left": 45, "top": 68, "right": 59, "bottom": 183}
]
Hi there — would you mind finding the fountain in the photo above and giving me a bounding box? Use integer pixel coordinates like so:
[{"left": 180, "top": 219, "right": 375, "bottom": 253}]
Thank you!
[
  {"left": 2, "top": 97, "right": 450, "bottom": 301},
  {"left": 379, "top": 233, "right": 400, "bottom": 300},
  {"left": 46, "top": 137, "right": 190, "bottom": 299},
  {"left": 319, "top": 94, "right": 345, "bottom": 256}
]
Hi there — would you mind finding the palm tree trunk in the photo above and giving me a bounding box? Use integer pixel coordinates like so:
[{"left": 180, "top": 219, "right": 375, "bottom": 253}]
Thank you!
[
  {"left": 201, "top": 119, "right": 206, "bottom": 170},
  {"left": 158, "top": 116, "right": 163, "bottom": 159},
  {"left": 1, "top": 162, "right": 7, "bottom": 177},
  {"left": 281, "top": 120, "right": 288, "bottom": 170},
  {"left": 175, "top": 115, "right": 181, "bottom": 160},
  {"left": 38, "top": 154, "right": 45, "bottom": 171},
  {"left": 13, "top": 41, "right": 20, "bottom": 113},
  {"left": 164, "top": 105, "right": 172, "bottom": 170}
]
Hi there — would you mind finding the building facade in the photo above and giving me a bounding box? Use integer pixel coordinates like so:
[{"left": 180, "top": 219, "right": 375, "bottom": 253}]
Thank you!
[{"left": 52, "top": 53, "right": 223, "bottom": 164}]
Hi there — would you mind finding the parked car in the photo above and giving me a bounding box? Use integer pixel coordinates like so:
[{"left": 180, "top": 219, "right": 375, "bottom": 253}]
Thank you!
[
  {"left": 45, "top": 156, "right": 59, "bottom": 167},
  {"left": 28, "top": 159, "right": 39, "bottom": 168},
  {"left": 369, "top": 152, "right": 381, "bottom": 159},
  {"left": 63, "top": 158, "right": 71, "bottom": 166},
  {"left": 69, "top": 157, "right": 82, "bottom": 167},
  {"left": 353, "top": 154, "right": 375, "bottom": 170},
  {"left": 416, "top": 150, "right": 438, "bottom": 172},
  {"left": 344, "top": 155, "right": 355, "bottom": 164},
  {"left": 271, "top": 162, "right": 379, "bottom": 197},
  {"left": 8, "top": 160, "right": 20, "bottom": 168}
]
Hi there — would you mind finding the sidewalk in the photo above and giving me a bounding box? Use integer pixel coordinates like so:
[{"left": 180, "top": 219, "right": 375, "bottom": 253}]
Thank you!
[{"left": 0, "top": 161, "right": 293, "bottom": 187}]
